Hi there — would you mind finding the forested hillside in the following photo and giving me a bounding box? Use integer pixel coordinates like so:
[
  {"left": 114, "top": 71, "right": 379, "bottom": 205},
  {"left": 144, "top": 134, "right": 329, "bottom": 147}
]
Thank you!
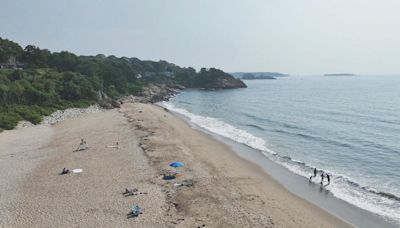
[{"left": 0, "top": 37, "right": 246, "bottom": 130}]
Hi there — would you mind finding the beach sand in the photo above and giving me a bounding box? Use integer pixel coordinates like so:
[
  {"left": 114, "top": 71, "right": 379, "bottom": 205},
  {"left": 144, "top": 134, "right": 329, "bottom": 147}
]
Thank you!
[{"left": 0, "top": 103, "right": 352, "bottom": 227}]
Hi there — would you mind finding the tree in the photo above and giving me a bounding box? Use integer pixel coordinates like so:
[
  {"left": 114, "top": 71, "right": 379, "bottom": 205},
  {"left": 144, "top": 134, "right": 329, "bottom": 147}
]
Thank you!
[
  {"left": 22, "top": 45, "right": 50, "bottom": 67},
  {"left": 0, "top": 37, "right": 23, "bottom": 64},
  {"left": 9, "top": 81, "right": 25, "bottom": 103},
  {"left": 0, "top": 37, "right": 245, "bottom": 130},
  {"left": 49, "top": 51, "right": 78, "bottom": 71},
  {"left": 8, "top": 70, "right": 22, "bottom": 81},
  {"left": 0, "top": 84, "right": 9, "bottom": 105}
]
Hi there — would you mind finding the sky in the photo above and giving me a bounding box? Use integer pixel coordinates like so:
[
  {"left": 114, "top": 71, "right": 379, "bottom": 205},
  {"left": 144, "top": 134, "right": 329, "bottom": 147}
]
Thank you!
[{"left": 1, "top": 0, "right": 400, "bottom": 75}]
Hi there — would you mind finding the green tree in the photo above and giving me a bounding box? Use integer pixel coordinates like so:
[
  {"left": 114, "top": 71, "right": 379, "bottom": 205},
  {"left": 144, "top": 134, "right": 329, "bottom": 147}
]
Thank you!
[
  {"left": 22, "top": 45, "right": 51, "bottom": 67},
  {"left": 0, "top": 38, "right": 23, "bottom": 63}
]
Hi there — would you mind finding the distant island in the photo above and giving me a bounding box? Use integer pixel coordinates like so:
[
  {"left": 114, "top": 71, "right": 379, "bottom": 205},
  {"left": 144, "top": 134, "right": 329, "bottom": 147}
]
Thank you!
[
  {"left": 0, "top": 37, "right": 246, "bottom": 130},
  {"left": 230, "top": 72, "right": 288, "bottom": 80},
  {"left": 324, "top": 73, "right": 357, "bottom": 77},
  {"left": 241, "top": 73, "right": 275, "bottom": 80}
]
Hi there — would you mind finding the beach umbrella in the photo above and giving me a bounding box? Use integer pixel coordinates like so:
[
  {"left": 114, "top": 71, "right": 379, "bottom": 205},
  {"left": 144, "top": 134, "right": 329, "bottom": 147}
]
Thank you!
[{"left": 169, "top": 162, "right": 184, "bottom": 168}]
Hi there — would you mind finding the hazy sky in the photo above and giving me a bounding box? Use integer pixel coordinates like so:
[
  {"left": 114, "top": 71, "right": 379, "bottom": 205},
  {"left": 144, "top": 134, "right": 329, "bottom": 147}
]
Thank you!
[{"left": 1, "top": 0, "right": 400, "bottom": 74}]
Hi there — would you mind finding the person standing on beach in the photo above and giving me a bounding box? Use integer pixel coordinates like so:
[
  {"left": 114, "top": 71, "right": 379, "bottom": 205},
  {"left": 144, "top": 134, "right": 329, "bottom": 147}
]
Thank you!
[{"left": 310, "top": 168, "right": 317, "bottom": 180}]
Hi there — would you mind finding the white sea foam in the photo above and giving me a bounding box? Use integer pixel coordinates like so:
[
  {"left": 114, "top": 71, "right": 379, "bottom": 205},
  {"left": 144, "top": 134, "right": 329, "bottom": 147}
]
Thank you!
[
  {"left": 160, "top": 101, "right": 400, "bottom": 225},
  {"left": 329, "top": 177, "right": 400, "bottom": 224},
  {"left": 161, "top": 102, "right": 273, "bottom": 154}
]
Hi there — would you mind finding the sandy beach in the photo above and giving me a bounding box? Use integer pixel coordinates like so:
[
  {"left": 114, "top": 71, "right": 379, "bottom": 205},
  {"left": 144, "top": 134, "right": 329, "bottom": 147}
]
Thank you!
[{"left": 0, "top": 103, "right": 352, "bottom": 227}]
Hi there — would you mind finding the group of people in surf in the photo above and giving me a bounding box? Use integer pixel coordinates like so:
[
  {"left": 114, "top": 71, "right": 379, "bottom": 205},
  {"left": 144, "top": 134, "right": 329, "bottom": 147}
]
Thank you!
[{"left": 310, "top": 168, "right": 330, "bottom": 185}]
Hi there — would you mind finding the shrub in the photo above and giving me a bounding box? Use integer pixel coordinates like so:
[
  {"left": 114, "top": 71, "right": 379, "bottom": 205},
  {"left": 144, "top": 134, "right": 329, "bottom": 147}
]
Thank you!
[
  {"left": 14, "top": 106, "right": 42, "bottom": 124},
  {"left": 31, "top": 105, "right": 55, "bottom": 116},
  {"left": 0, "top": 112, "right": 21, "bottom": 130}
]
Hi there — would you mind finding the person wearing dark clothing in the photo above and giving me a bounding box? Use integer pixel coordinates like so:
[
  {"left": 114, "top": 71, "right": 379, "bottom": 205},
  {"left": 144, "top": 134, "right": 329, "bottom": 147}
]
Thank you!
[
  {"left": 310, "top": 168, "right": 317, "bottom": 180},
  {"left": 326, "top": 173, "right": 330, "bottom": 184},
  {"left": 60, "top": 168, "right": 70, "bottom": 175},
  {"left": 320, "top": 172, "right": 325, "bottom": 185}
]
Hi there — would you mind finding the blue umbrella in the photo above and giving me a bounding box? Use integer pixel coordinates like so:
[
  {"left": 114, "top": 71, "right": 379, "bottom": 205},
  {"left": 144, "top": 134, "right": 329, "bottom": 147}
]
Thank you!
[{"left": 169, "top": 162, "right": 185, "bottom": 168}]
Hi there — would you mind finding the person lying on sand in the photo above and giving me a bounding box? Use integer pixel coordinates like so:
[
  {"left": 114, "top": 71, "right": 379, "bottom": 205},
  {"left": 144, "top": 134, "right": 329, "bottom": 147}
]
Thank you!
[
  {"left": 123, "top": 188, "right": 138, "bottom": 194},
  {"left": 123, "top": 188, "right": 147, "bottom": 196},
  {"left": 60, "top": 168, "right": 70, "bottom": 175},
  {"left": 127, "top": 191, "right": 148, "bottom": 196},
  {"left": 106, "top": 142, "right": 119, "bottom": 149}
]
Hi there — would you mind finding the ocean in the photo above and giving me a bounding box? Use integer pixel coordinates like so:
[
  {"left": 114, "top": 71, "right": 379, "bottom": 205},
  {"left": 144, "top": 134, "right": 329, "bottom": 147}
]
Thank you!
[{"left": 162, "top": 75, "right": 400, "bottom": 225}]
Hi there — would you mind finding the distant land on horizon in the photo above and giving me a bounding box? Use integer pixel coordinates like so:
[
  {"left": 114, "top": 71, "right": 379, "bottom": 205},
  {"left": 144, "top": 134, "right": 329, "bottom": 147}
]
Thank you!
[
  {"left": 324, "top": 73, "right": 357, "bottom": 77},
  {"left": 230, "top": 72, "right": 289, "bottom": 80}
]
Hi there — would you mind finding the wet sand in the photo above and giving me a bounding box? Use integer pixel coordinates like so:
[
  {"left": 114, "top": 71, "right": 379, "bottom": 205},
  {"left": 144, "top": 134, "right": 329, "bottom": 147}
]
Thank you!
[{"left": 0, "top": 103, "right": 352, "bottom": 227}]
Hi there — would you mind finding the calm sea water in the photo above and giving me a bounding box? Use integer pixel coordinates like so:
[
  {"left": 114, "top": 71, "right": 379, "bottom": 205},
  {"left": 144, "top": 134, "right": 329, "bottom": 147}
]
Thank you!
[{"left": 162, "top": 75, "right": 400, "bottom": 224}]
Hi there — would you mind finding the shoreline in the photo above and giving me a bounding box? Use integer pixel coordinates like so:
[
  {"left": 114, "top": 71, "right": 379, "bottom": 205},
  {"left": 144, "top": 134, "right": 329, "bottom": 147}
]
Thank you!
[
  {"left": 0, "top": 102, "right": 354, "bottom": 227},
  {"left": 194, "top": 125, "right": 397, "bottom": 228},
  {"left": 124, "top": 103, "right": 353, "bottom": 227},
  {"left": 164, "top": 103, "right": 398, "bottom": 228}
]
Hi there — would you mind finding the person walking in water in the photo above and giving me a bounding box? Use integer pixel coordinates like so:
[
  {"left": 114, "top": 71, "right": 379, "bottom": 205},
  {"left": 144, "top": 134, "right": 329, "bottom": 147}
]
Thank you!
[
  {"left": 310, "top": 168, "right": 317, "bottom": 180},
  {"left": 326, "top": 173, "right": 330, "bottom": 184},
  {"left": 320, "top": 172, "right": 325, "bottom": 185}
]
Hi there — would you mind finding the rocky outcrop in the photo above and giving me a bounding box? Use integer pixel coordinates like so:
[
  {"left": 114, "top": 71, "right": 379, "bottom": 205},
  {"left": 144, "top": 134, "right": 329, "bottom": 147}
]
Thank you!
[
  {"left": 96, "top": 91, "right": 121, "bottom": 109},
  {"left": 42, "top": 105, "right": 103, "bottom": 125},
  {"left": 192, "top": 68, "right": 247, "bottom": 89},
  {"left": 120, "top": 77, "right": 245, "bottom": 104},
  {"left": 16, "top": 121, "right": 35, "bottom": 129},
  {"left": 139, "top": 84, "right": 179, "bottom": 103},
  {"left": 208, "top": 77, "right": 247, "bottom": 89},
  {"left": 120, "top": 84, "right": 180, "bottom": 104}
]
